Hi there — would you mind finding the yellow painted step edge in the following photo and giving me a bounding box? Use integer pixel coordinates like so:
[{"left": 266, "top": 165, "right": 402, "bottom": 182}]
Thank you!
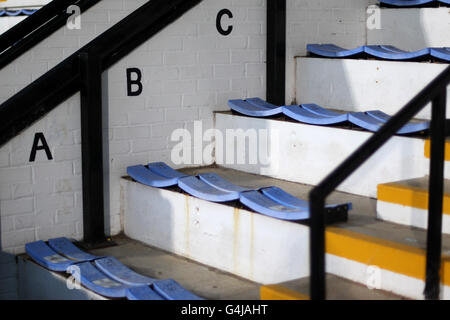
[
  {"left": 260, "top": 285, "right": 310, "bottom": 300},
  {"left": 326, "top": 227, "right": 450, "bottom": 286},
  {"left": 377, "top": 182, "right": 450, "bottom": 214},
  {"left": 424, "top": 139, "right": 450, "bottom": 161}
]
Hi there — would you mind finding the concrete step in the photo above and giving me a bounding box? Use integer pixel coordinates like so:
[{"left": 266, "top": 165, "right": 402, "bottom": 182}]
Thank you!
[
  {"left": 123, "top": 166, "right": 450, "bottom": 299},
  {"left": 295, "top": 57, "right": 450, "bottom": 120},
  {"left": 377, "top": 176, "right": 450, "bottom": 234},
  {"left": 18, "top": 235, "right": 261, "bottom": 300},
  {"left": 260, "top": 274, "right": 404, "bottom": 300},
  {"left": 367, "top": 7, "right": 450, "bottom": 51},
  {"left": 215, "top": 112, "right": 429, "bottom": 198}
]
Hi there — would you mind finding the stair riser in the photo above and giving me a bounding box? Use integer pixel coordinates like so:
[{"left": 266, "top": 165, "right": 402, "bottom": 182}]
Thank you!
[
  {"left": 377, "top": 201, "right": 450, "bottom": 234},
  {"left": 216, "top": 113, "right": 428, "bottom": 198},
  {"left": 326, "top": 254, "right": 450, "bottom": 300},
  {"left": 367, "top": 8, "right": 450, "bottom": 51},
  {"left": 296, "top": 58, "right": 450, "bottom": 120},
  {"left": 122, "top": 178, "right": 311, "bottom": 284}
]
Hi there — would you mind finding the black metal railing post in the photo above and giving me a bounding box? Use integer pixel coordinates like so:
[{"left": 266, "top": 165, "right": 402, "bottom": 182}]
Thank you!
[
  {"left": 424, "top": 90, "right": 447, "bottom": 300},
  {"left": 308, "top": 66, "right": 450, "bottom": 300},
  {"left": 310, "top": 192, "right": 326, "bottom": 300},
  {"left": 78, "top": 50, "right": 108, "bottom": 248}
]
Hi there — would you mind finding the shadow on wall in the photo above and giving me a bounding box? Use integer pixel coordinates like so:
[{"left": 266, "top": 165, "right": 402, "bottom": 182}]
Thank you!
[{"left": 0, "top": 217, "right": 19, "bottom": 299}]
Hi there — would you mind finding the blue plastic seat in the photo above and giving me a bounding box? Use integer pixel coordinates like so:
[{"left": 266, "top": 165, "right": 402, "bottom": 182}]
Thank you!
[
  {"left": 94, "top": 256, "right": 155, "bottom": 286},
  {"left": 228, "top": 99, "right": 283, "bottom": 117},
  {"left": 348, "top": 112, "right": 386, "bottom": 132},
  {"left": 307, "top": 44, "right": 365, "bottom": 58},
  {"left": 147, "top": 162, "right": 189, "bottom": 179},
  {"left": 178, "top": 176, "right": 240, "bottom": 202},
  {"left": 127, "top": 165, "right": 178, "bottom": 187},
  {"left": 283, "top": 105, "right": 348, "bottom": 125},
  {"left": 77, "top": 261, "right": 129, "bottom": 298},
  {"left": 25, "top": 240, "right": 76, "bottom": 272},
  {"left": 239, "top": 190, "right": 310, "bottom": 220},
  {"left": 48, "top": 237, "right": 98, "bottom": 262},
  {"left": 153, "top": 279, "right": 204, "bottom": 300},
  {"left": 198, "top": 173, "right": 252, "bottom": 193},
  {"left": 379, "top": 0, "right": 450, "bottom": 6},
  {"left": 126, "top": 286, "right": 164, "bottom": 300},
  {"left": 430, "top": 48, "right": 450, "bottom": 62},
  {"left": 366, "top": 110, "right": 430, "bottom": 134},
  {"left": 364, "top": 45, "right": 430, "bottom": 60},
  {"left": 260, "top": 187, "right": 309, "bottom": 209}
]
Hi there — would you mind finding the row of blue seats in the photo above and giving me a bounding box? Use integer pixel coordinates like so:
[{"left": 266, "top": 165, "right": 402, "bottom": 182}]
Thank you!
[
  {"left": 307, "top": 44, "right": 450, "bottom": 61},
  {"left": 380, "top": 0, "right": 450, "bottom": 6},
  {"left": 0, "top": 9, "right": 37, "bottom": 16},
  {"left": 127, "top": 162, "right": 351, "bottom": 221},
  {"left": 228, "top": 98, "right": 429, "bottom": 135},
  {"left": 25, "top": 237, "right": 203, "bottom": 300}
]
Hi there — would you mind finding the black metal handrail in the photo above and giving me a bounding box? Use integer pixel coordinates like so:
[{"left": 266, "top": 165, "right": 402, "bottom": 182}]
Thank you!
[
  {"left": 0, "top": 0, "right": 101, "bottom": 70},
  {"left": 0, "top": 0, "right": 203, "bottom": 246},
  {"left": 309, "top": 65, "right": 450, "bottom": 300}
]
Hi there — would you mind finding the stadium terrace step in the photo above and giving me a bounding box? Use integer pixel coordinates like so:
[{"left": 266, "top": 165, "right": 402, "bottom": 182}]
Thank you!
[
  {"left": 307, "top": 44, "right": 450, "bottom": 61},
  {"left": 260, "top": 275, "right": 403, "bottom": 300},
  {"left": 215, "top": 112, "right": 429, "bottom": 198},
  {"left": 20, "top": 236, "right": 260, "bottom": 300},
  {"left": 25, "top": 238, "right": 202, "bottom": 300},
  {"left": 295, "top": 57, "right": 450, "bottom": 120},
  {"left": 228, "top": 98, "right": 430, "bottom": 134},
  {"left": 377, "top": 177, "right": 450, "bottom": 234},
  {"left": 127, "top": 162, "right": 351, "bottom": 220},
  {"left": 379, "top": 0, "right": 450, "bottom": 6},
  {"left": 123, "top": 166, "right": 450, "bottom": 298},
  {"left": 367, "top": 7, "right": 450, "bottom": 52}
]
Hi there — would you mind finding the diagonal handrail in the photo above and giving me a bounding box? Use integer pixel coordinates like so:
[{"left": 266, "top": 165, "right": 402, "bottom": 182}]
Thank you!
[
  {"left": 309, "top": 64, "right": 450, "bottom": 300},
  {"left": 0, "top": 0, "right": 203, "bottom": 147},
  {"left": 0, "top": 0, "right": 101, "bottom": 70}
]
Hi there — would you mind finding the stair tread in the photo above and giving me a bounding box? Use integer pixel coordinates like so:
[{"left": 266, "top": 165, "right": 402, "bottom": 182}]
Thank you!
[
  {"left": 378, "top": 176, "right": 450, "bottom": 214},
  {"left": 179, "top": 166, "right": 450, "bottom": 252},
  {"left": 88, "top": 235, "right": 261, "bottom": 300},
  {"left": 262, "top": 274, "right": 405, "bottom": 300}
]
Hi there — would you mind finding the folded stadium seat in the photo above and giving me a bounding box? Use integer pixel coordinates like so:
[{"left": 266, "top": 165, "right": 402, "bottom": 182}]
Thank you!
[
  {"left": 239, "top": 190, "right": 311, "bottom": 220},
  {"left": 25, "top": 241, "right": 78, "bottom": 272},
  {"left": 283, "top": 104, "right": 348, "bottom": 125},
  {"left": 306, "top": 44, "right": 365, "bottom": 58},
  {"left": 366, "top": 110, "right": 430, "bottom": 134},
  {"left": 126, "top": 286, "right": 164, "bottom": 300},
  {"left": 76, "top": 261, "right": 130, "bottom": 298},
  {"left": 127, "top": 165, "right": 180, "bottom": 188},
  {"left": 178, "top": 176, "right": 241, "bottom": 202},
  {"left": 26, "top": 237, "right": 202, "bottom": 300},
  {"left": 430, "top": 48, "right": 450, "bottom": 62},
  {"left": 364, "top": 45, "right": 430, "bottom": 60},
  {"left": 94, "top": 256, "right": 203, "bottom": 300},
  {"left": 228, "top": 99, "right": 283, "bottom": 117},
  {"left": 198, "top": 173, "right": 253, "bottom": 193},
  {"left": 48, "top": 237, "right": 99, "bottom": 261},
  {"left": 379, "top": 0, "right": 450, "bottom": 6},
  {"left": 147, "top": 161, "right": 190, "bottom": 179}
]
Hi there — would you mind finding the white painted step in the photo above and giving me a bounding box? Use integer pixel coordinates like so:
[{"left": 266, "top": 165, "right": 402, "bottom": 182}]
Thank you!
[
  {"left": 122, "top": 167, "right": 450, "bottom": 299},
  {"left": 295, "top": 57, "right": 450, "bottom": 120},
  {"left": 215, "top": 112, "right": 428, "bottom": 198},
  {"left": 367, "top": 7, "right": 450, "bottom": 51}
]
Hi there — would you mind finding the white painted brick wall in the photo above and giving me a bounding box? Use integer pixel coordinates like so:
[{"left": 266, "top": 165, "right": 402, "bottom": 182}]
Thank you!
[
  {"left": 286, "top": 0, "right": 377, "bottom": 104},
  {"left": 0, "top": 0, "right": 148, "bottom": 105},
  {"left": 107, "top": 0, "right": 267, "bottom": 229},
  {"left": 0, "top": 95, "right": 82, "bottom": 255},
  {"left": 0, "top": 0, "right": 384, "bottom": 259}
]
